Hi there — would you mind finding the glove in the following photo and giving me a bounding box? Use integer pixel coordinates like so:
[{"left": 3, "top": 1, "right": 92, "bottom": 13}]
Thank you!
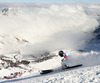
[{"left": 61, "top": 58, "right": 65, "bottom": 62}]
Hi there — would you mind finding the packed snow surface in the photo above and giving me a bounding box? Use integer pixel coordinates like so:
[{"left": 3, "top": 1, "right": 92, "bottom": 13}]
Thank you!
[
  {"left": 0, "top": 50, "right": 100, "bottom": 83},
  {"left": 6, "top": 65, "right": 100, "bottom": 83}
]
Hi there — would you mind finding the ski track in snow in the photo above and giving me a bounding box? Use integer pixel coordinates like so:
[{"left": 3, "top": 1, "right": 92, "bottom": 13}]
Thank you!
[
  {"left": 1, "top": 50, "right": 100, "bottom": 83},
  {"left": 1, "top": 65, "right": 100, "bottom": 83}
]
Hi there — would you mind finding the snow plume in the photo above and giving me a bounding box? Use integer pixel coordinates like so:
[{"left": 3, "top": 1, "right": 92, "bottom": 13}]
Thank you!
[{"left": 0, "top": 4, "right": 99, "bottom": 55}]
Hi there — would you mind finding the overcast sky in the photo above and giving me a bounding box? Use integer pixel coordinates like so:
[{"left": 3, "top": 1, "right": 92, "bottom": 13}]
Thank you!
[{"left": 0, "top": 0, "right": 100, "bottom": 3}]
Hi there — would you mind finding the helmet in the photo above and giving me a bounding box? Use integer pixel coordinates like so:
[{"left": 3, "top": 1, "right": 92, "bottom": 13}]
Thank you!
[{"left": 58, "top": 50, "right": 64, "bottom": 57}]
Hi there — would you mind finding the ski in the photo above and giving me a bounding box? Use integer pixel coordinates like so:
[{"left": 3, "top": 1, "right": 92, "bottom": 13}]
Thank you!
[
  {"left": 64, "top": 64, "right": 82, "bottom": 69},
  {"left": 40, "top": 64, "right": 82, "bottom": 74}
]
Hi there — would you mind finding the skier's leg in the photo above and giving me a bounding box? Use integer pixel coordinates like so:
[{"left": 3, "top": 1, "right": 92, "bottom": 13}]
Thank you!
[{"left": 61, "top": 61, "right": 67, "bottom": 69}]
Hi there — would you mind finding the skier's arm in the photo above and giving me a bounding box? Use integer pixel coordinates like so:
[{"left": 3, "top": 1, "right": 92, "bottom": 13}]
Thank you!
[
  {"left": 64, "top": 56, "right": 67, "bottom": 60},
  {"left": 62, "top": 53, "right": 68, "bottom": 61}
]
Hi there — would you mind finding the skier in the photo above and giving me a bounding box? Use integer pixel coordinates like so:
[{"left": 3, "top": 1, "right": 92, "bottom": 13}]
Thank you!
[
  {"left": 40, "top": 50, "right": 82, "bottom": 74},
  {"left": 58, "top": 50, "right": 68, "bottom": 68}
]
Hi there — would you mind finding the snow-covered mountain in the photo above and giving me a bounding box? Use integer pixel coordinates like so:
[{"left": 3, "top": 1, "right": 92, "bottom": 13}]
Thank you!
[
  {"left": 0, "top": 3, "right": 100, "bottom": 83},
  {"left": 0, "top": 8, "right": 22, "bottom": 16}
]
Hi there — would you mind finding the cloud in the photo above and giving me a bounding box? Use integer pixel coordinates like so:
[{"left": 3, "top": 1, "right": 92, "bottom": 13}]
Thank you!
[{"left": 0, "top": 4, "right": 99, "bottom": 55}]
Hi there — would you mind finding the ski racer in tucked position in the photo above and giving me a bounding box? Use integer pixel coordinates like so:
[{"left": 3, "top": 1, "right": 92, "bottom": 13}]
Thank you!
[
  {"left": 40, "top": 50, "right": 82, "bottom": 74},
  {"left": 58, "top": 50, "right": 68, "bottom": 68}
]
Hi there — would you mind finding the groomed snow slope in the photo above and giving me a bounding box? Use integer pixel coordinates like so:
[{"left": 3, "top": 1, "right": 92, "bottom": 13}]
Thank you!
[
  {"left": 1, "top": 65, "right": 100, "bottom": 83},
  {"left": 0, "top": 50, "right": 100, "bottom": 83}
]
